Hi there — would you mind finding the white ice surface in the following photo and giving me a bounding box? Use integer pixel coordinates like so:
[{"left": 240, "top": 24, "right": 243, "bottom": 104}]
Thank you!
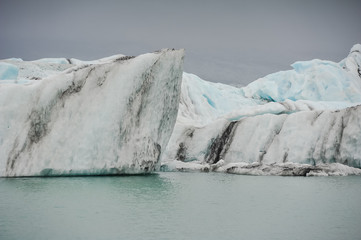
[
  {"left": 243, "top": 44, "right": 361, "bottom": 103},
  {"left": 0, "top": 55, "right": 128, "bottom": 84},
  {"left": 0, "top": 49, "right": 184, "bottom": 177}
]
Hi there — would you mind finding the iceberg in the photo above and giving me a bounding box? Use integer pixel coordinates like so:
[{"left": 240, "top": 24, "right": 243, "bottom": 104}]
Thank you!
[
  {"left": 1, "top": 44, "right": 360, "bottom": 177},
  {"left": 243, "top": 45, "right": 361, "bottom": 103},
  {"left": 162, "top": 44, "right": 361, "bottom": 176},
  {"left": 0, "top": 49, "right": 184, "bottom": 177}
]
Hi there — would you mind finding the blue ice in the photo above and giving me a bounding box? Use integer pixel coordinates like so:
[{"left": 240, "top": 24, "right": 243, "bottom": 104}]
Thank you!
[{"left": 0, "top": 62, "right": 18, "bottom": 80}]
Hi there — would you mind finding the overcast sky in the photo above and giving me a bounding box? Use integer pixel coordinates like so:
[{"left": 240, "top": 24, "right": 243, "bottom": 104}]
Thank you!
[{"left": 1, "top": 0, "right": 360, "bottom": 85}]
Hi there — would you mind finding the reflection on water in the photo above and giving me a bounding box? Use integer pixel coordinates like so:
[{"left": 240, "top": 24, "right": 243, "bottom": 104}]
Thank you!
[{"left": 1, "top": 173, "right": 361, "bottom": 240}]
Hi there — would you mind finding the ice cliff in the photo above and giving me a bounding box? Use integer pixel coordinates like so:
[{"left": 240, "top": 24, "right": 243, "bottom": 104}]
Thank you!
[
  {"left": 0, "top": 49, "right": 184, "bottom": 176},
  {"left": 162, "top": 44, "right": 361, "bottom": 176}
]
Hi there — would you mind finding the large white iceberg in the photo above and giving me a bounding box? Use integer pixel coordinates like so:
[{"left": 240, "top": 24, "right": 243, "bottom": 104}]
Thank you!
[
  {"left": 1, "top": 44, "right": 360, "bottom": 177},
  {"left": 162, "top": 44, "right": 361, "bottom": 176},
  {"left": 0, "top": 49, "right": 184, "bottom": 177}
]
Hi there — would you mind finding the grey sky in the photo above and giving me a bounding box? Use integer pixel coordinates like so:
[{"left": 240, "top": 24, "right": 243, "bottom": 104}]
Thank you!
[{"left": 1, "top": 0, "right": 360, "bottom": 85}]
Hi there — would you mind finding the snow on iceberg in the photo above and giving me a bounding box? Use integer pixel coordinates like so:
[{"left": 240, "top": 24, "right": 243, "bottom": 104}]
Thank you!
[
  {"left": 0, "top": 55, "right": 125, "bottom": 84},
  {"left": 0, "top": 49, "right": 184, "bottom": 177},
  {"left": 0, "top": 60, "right": 72, "bottom": 84},
  {"left": 162, "top": 44, "right": 361, "bottom": 176}
]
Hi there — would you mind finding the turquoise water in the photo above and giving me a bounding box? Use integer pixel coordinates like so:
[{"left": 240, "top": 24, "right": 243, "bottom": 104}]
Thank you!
[{"left": 1, "top": 172, "right": 361, "bottom": 240}]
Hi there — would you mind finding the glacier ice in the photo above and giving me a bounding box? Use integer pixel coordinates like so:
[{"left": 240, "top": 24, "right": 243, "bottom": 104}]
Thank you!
[
  {"left": 0, "top": 62, "right": 19, "bottom": 80},
  {"left": 162, "top": 160, "right": 361, "bottom": 177},
  {"left": 1, "top": 44, "right": 361, "bottom": 177},
  {"left": 0, "top": 49, "right": 184, "bottom": 177},
  {"left": 0, "top": 55, "right": 126, "bottom": 85},
  {"left": 165, "top": 105, "right": 361, "bottom": 168},
  {"left": 178, "top": 73, "right": 261, "bottom": 125},
  {"left": 162, "top": 44, "right": 361, "bottom": 176},
  {"left": 242, "top": 44, "right": 361, "bottom": 103},
  {"left": 243, "top": 60, "right": 361, "bottom": 103}
]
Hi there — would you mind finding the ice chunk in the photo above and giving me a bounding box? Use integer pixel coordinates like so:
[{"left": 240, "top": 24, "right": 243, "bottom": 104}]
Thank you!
[
  {"left": 0, "top": 49, "right": 184, "bottom": 177},
  {"left": 162, "top": 44, "right": 361, "bottom": 175},
  {"left": 243, "top": 49, "right": 361, "bottom": 103}
]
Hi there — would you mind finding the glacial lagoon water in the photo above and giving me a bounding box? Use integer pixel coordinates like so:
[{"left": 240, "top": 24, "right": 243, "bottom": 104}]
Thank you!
[{"left": 1, "top": 172, "right": 361, "bottom": 240}]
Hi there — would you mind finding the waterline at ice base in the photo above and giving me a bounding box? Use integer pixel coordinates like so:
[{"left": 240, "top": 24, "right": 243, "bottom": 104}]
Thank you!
[{"left": 1, "top": 44, "right": 361, "bottom": 177}]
